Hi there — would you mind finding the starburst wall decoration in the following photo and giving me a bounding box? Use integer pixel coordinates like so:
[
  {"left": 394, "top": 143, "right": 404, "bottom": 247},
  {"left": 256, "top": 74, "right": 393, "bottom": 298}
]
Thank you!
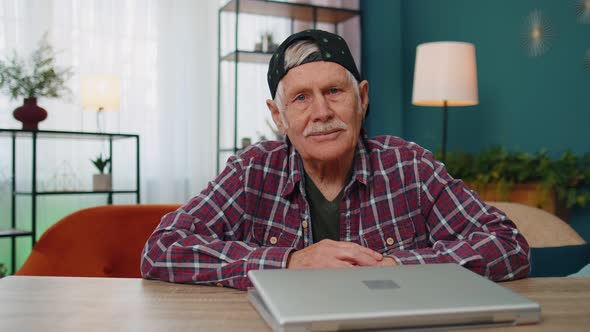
[
  {"left": 521, "top": 9, "right": 554, "bottom": 57},
  {"left": 575, "top": 0, "right": 590, "bottom": 24}
]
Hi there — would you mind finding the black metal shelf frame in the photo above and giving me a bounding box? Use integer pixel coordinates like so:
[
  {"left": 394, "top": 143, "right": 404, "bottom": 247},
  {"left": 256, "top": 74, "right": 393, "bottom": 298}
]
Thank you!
[
  {"left": 0, "top": 128, "right": 141, "bottom": 274},
  {"left": 14, "top": 190, "right": 138, "bottom": 195}
]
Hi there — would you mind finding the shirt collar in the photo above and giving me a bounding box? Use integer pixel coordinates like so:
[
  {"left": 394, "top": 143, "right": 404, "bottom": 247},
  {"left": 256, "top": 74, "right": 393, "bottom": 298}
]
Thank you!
[
  {"left": 282, "top": 140, "right": 303, "bottom": 196},
  {"left": 353, "top": 130, "right": 371, "bottom": 186},
  {"left": 281, "top": 130, "right": 371, "bottom": 197}
]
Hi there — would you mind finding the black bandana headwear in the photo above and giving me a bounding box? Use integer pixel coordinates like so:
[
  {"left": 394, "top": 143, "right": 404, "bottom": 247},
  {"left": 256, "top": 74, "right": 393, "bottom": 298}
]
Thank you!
[{"left": 267, "top": 29, "right": 362, "bottom": 100}]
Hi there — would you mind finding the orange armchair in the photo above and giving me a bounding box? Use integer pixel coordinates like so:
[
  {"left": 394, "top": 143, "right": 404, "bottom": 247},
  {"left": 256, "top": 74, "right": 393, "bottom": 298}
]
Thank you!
[{"left": 16, "top": 204, "right": 180, "bottom": 278}]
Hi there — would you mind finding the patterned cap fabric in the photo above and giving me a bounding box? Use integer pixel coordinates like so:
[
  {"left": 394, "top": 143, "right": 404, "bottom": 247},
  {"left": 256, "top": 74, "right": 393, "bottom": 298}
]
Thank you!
[{"left": 267, "top": 29, "right": 362, "bottom": 99}]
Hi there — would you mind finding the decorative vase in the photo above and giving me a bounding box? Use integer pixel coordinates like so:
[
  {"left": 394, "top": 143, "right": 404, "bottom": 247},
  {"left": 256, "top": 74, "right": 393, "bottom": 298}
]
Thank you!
[
  {"left": 13, "top": 98, "right": 47, "bottom": 130},
  {"left": 93, "top": 174, "right": 112, "bottom": 191}
]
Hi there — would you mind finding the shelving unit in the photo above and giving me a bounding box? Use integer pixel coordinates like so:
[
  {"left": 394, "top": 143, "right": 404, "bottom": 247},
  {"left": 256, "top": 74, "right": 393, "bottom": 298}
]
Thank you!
[
  {"left": 0, "top": 128, "right": 140, "bottom": 274},
  {"left": 216, "top": 0, "right": 361, "bottom": 172}
]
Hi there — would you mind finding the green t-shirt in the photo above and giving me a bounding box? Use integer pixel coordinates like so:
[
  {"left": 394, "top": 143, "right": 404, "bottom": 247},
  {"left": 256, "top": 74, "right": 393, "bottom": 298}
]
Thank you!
[{"left": 304, "top": 173, "right": 345, "bottom": 242}]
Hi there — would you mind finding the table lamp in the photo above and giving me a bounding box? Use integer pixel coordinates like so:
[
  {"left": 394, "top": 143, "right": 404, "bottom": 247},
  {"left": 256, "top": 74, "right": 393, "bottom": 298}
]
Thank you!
[
  {"left": 412, "top": 41, "right": 478, "bottom": 163},
  {"left": 81, "top": 75, "right": 121, "bottom": 132}
]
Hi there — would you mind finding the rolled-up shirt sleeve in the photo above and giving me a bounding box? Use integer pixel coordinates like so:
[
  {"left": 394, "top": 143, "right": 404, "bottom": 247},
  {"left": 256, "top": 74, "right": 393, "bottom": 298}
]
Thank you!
[
  {"left": 390, "top": 150, "right": 531, "bottom": 281},
  {"left": 140, "top": 156, "right": 294, "bottom": 290}
]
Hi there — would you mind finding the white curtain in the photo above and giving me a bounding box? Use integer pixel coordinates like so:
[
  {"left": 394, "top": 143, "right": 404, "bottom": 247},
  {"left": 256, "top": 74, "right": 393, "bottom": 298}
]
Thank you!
[
  {"left": 0, "top": 0, "right": 358, "bottom": 270},
  {"left": 0, "top": 0, "right": 218, "bottom": 204}
]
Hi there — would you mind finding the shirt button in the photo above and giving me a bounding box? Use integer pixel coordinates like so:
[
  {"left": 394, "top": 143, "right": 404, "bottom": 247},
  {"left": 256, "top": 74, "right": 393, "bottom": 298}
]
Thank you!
[
  {"left": 386, "top": 237, "right": 394, "bottom": 246},
  {"left": 270, "top": 236, "right": 278, "bottom": 245},
  {"left": 302, "top": 219, "right": 308, "bottom": 229}
]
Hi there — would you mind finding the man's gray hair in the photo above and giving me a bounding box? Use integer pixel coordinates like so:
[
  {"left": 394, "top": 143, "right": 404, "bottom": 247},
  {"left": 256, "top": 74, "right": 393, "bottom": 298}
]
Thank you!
[{"left": 273, "top": 39, "right": 361, "bottom": 124}]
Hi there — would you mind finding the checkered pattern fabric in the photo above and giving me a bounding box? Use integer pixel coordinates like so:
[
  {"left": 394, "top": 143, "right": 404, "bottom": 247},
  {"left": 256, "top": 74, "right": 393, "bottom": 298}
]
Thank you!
[{"left": 141, "top": 134, "right": 530, "bottom": 290}]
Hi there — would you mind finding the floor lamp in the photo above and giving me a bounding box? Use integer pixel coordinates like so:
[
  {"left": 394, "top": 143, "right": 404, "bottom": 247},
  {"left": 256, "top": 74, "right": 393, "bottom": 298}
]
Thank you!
[
  {"left": 411, "top": 42, "right": 479, "bottom": 163},
  {"left": 81, "top": 75, "right": 121, "bottom": 133}
]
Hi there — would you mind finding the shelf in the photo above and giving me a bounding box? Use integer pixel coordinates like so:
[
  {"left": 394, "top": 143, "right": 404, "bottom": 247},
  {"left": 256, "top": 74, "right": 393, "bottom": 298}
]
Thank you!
[
  {"left": 220, "top": 0, "right": 359, "bottom": 24},
  {"left": 221, "top": 50, "right": 273, "bottom": 64},
  {"left": 1, "top": 127, "right": 141, "bottom": 274},
  {"left": 15, "top": 190, "right": 138, "bottom": 196},
  {"left": 0, "top": 228, "right": 33, "bottom": 238},
  {"left": 0, "top": 128, "right": 138, "bottom": 141},
  {"left": 219, "top": 148, "right": 239, "bottom": 153}
]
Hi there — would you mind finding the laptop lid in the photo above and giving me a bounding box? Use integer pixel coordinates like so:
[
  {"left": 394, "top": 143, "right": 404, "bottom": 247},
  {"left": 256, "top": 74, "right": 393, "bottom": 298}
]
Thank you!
[{"left": 247, "top": 263, "right": 540, "bottom": 332}]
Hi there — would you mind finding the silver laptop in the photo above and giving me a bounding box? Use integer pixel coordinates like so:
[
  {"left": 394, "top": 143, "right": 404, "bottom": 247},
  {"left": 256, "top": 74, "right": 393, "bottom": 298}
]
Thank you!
[{"left": 247, "top": 263, "right": 540, "bottom": 332}]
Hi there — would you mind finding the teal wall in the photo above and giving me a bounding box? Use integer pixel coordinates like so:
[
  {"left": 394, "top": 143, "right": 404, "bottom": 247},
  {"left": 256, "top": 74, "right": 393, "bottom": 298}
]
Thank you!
[
  {"left": 361, "top": 0, "right": 403, "bottom": 136},
  {"left": 361, "top": 0, "right": 590, "bottom": 240}
]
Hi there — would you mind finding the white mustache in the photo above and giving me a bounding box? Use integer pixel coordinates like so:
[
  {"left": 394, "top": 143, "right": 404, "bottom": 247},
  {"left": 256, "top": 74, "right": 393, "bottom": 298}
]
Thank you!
[{"left": 303, "top": 120, "right": 348, "bottom": 137}]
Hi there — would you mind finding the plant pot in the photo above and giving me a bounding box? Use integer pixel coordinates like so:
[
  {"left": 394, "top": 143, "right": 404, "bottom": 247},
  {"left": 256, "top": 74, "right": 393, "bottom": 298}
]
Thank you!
[
  {"left": 13, "top": 98, "right": 48, "bottom": 130},
  {"left": 468, "top": 182, "right": 568, "bottom": 221},
  {"left": 93, "top": 174, "right": 112, "bottom": 191}
]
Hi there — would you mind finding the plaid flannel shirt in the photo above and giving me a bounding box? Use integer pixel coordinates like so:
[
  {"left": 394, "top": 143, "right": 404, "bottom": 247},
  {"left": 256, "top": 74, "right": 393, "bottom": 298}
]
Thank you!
[{"left": 141, "top": 134, "right": 530, "bottom": 290}]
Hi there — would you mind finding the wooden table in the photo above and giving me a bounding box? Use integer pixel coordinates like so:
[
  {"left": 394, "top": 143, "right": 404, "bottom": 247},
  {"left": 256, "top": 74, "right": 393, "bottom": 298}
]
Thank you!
[{"left": 0, "top": 276, "right": 589, "bottom": 331}]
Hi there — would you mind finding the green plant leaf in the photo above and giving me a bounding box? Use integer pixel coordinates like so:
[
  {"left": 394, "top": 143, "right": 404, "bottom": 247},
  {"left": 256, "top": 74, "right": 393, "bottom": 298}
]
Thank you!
[
  {"left": 0, "top": 32, "right": 73, "bottom": 100},
  {"left": 443, "top": 146, "right": 590, "bottom": 209},
  {"left": 90, "top": 154, "right": 111, "bottom": 174}
]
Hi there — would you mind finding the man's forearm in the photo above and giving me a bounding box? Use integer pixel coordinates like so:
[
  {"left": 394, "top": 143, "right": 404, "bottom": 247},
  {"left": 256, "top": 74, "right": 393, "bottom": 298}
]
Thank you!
[
  {"left": 389, "top": 235, "right": 530, "bottom": 281},
  {"left": 141, "top": 229, "right": 294, "bottom": 290}
]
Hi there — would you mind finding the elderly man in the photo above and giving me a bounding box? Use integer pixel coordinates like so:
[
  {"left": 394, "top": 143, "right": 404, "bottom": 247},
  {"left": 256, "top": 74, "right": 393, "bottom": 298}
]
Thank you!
[{"left": 141, "top": 30, "right": 530, "bottom": 290}]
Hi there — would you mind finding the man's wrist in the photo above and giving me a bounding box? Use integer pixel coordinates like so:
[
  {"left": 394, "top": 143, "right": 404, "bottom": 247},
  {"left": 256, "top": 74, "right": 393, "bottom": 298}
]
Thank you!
[
  {"left": 284, "top": 249, "right": 297, "bottom": 268},
  {"left": 381, "top": 256, "right": 400, "bottom": 266}
]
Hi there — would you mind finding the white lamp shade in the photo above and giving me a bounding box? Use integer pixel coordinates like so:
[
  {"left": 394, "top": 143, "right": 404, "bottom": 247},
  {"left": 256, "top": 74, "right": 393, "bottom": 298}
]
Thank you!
[
  {"left": 412, "top": 42, "right": 478, "bottom": 107},
  {"left": 81, "top": 75, "right": 121, "bottom": 111}
]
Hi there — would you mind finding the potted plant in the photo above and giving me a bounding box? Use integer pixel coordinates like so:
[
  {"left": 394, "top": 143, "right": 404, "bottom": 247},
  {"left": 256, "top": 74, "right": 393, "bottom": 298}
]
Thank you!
[
  {"left": 0, "top": 33, "right": 73, "bottom": 130},
  {"left": 443, "top": 147, "right": 590, "bottom": 221},
  {"left": 0, "top": 262, "right": 7, "bottom": 278},
  {"left": 91, "top": 154, "right": 112, "bottom": 191}
]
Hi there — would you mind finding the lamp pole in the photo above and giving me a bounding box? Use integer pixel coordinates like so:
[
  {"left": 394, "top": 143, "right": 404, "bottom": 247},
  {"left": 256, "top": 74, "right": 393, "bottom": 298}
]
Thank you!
[
  {"left": 441, "top": 100, "right": 448, "bottom": 163},
  {"left": 96, "top": 106, "right": 104, "bottom": 133}
]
